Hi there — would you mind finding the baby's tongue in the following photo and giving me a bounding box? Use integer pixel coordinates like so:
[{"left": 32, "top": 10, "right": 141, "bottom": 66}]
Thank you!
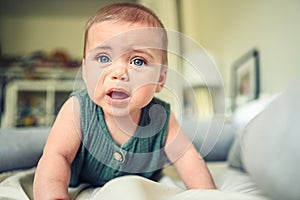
[{"left": 111, "top": 91, "right": 128, "bottom": 99}]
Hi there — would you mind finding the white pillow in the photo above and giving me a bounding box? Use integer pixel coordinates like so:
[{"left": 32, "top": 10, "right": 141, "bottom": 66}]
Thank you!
[
  {"left": 241, "top": 83, "right": 300, "bottom": 200},
  {"left": 227, "top": 96, "right": 275, "bottom": 170}
]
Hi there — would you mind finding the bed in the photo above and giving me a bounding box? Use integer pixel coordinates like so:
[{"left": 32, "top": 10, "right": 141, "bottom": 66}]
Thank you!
[
  {"left": 0, "top": 122, "right": 268, "bottom": 200},
  {"left": 2, "top": 79, "right": 300, "bottom": 200},
  {"left": 0, "top": 163, "right": 268, "bottom": 200}
]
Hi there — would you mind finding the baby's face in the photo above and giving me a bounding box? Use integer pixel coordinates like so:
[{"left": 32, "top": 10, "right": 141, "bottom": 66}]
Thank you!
[{"left": 83, "top": 21, "right": 167, "bottom": 118}]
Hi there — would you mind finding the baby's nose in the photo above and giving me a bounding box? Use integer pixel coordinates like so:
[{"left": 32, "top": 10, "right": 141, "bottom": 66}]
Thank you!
[{"left": 111, "top": 66, "right": 129, "bottom": 81}]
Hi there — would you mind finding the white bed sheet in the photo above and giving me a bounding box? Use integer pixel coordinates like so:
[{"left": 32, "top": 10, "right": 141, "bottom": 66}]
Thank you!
[{"left": 0, "top": 162, "right": 270, "bottom": 200}]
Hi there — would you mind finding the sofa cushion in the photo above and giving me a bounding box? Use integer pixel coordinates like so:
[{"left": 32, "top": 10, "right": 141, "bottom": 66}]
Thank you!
[
  {"left": 181, "top": 119, "right": 234, "bottom": 161},
  {"left": 0, "top": 127, "right": 49, "bottom": 172},
  {"left": 241, "top": 82, "right": 300, "bottom": 200}
]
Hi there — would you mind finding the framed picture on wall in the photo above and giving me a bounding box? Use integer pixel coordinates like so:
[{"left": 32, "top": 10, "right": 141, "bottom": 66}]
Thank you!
[{"left": 231, "top": 49, "right": 260, "bottom": 110}]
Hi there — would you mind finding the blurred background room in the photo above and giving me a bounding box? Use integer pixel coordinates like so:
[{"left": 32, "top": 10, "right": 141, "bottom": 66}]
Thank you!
[
  {"left": 0, "top": 0, "right": 299, "bottom": 128},
  {"left": 1, "top": 3, "right": 300, "bottom": 199}
]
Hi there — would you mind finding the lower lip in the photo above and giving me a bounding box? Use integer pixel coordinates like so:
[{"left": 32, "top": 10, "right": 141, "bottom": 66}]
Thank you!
[{"left": 105, "top": 95, "right": 130, "bottom": 106}]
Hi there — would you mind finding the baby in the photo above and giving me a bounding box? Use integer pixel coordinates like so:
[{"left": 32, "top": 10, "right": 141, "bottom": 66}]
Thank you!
[{"left": 34, "top": 2, "right": 216, "bottom": 199}]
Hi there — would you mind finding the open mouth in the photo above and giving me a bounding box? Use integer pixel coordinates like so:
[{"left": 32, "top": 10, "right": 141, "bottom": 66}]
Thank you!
[
  {"left": 109, "top": 91, "right": 129, "bottom": 99},
  {"left": 106, "top": 88, "right": 130, "bottom": 104}
]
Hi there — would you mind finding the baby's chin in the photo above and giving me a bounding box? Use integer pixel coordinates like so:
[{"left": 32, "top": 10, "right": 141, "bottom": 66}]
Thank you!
[{"left": 101, "top": 103, "right": 141, "bottom": 118}]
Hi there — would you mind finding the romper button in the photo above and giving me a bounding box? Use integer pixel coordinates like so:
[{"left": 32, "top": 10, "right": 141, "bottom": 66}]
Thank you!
[{"left": 113, "top": 151, "right": 124, "bottom": 162}]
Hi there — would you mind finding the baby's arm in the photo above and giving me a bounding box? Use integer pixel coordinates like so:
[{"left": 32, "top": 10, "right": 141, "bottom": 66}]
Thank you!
[
  {"left": 165, "top": 112, "right": 216, "bottom": 189},
  {"left": 34, "top": 97, "right": 81, "bottom": 200}
]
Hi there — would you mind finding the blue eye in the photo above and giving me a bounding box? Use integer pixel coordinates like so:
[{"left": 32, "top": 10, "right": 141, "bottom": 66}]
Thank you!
[
  {"left": 131, "top": 58, "right": 145, "bottom": 67},
  {"left": 97, "top": 55, "right": 111, "bottom": 63}
]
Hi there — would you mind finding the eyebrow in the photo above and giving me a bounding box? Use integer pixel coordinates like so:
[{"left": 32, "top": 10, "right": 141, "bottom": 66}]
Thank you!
[
  {"left": 89, "top": 45, "right": 112, "bottom": 53},
  {"left": 130, "top": 47, "right": 156, "bottom": 60}
]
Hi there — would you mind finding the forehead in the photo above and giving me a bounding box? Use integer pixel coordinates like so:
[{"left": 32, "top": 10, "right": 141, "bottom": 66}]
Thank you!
[{"left": 86, "top": 21, "right": 166, "bottom": 56}]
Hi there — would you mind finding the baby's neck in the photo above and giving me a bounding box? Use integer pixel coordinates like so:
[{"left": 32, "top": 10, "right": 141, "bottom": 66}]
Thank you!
[{"left": 104, "top": 110, "right": 141, "bottom": 146}]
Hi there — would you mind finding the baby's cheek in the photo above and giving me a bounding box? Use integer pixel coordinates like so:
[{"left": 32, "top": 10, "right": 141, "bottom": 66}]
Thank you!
[
  {"left": 131, "top": 84, "right": 158, "bottom": 108},
  {"left": 131, "top": 67, "right": 161, "bottom": 85},
  {"left": 85, "top": 68, "right": 106, "bottom": 101}
]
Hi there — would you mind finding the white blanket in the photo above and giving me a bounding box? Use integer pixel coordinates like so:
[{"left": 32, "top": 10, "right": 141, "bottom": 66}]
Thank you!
[{"left": 0, "top": 167, "right": 269, "bottom": 200}]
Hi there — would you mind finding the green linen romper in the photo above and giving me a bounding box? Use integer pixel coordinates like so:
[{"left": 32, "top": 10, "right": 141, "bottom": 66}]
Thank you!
[{"left": 69, "top": 89, "right": 171, "bottom": 187}]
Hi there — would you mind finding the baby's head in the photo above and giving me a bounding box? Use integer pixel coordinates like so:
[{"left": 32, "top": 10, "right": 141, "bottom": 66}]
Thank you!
[
  {"left": 81, "top": 3, "right": 169, "bottom": 117},
  {"left": 83, "top": 2, "right": 168, "bottom": 64}
]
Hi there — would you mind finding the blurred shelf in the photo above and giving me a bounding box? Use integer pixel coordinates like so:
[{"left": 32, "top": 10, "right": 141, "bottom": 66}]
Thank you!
[{"left": 0, "top": 67, "right": 78, "bottom": 128}]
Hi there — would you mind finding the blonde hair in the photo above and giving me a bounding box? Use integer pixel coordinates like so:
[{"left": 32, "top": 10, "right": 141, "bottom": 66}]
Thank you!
[{"left": 83, "top": 2, "right": 168, "bottom": 63}]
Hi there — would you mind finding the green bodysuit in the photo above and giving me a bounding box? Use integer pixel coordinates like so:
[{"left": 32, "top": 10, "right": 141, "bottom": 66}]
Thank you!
[{"left": 69, "top": 89, "right": 171, "bottom": 187}]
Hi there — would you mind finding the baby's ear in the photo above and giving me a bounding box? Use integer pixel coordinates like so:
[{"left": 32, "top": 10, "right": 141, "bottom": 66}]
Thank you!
[{"left": 155, "top": 67, "right": 167, "bottom": 93}]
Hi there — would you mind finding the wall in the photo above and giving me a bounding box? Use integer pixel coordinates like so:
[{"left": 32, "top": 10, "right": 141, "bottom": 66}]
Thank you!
[
  {"left": 0, "top": 0, "right": 132, "bottom": 59},
  {"left": 0, "top": 15, "right": 86, "bottom": 59},
  {"left": 180, "top": 0, "right": 300, "bottom": 96}
]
